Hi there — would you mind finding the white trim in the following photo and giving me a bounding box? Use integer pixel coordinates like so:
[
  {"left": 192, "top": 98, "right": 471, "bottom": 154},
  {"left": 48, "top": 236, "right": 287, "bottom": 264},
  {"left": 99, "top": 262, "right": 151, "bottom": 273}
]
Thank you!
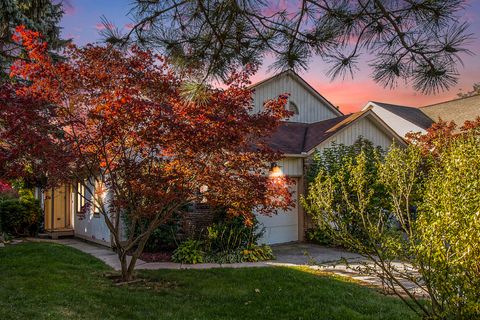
[{"left": 306, "top": 110, "right": 407, "bottom": 155}]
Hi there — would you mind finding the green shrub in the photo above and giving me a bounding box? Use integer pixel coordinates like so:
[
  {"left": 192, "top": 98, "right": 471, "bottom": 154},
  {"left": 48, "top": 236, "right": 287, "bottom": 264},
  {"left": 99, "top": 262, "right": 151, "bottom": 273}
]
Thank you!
[
  {"left": 304, "top": 138, "right": 388, "bottom": 248},
  {"left": 172, "top": 240, "right": 204, "bottom": 264},
  {"left": 241, "top": 245, "right": 274, "bottom": 262},
  {"left": 205, "top": 215, "right": 263, "bottom": 253},
  {"left": 175, "top": 215, "right": 274, "bottom": 264},
  {"left": 122, "top": 211, "right": 180, "bottom": 253},
  {"left": 143, "top": 220, "right": 179, "bottom": 252},
  {"left": 0, "top": 195, "right": 42, "bottom": 236},
  {"left": 305, "top": 228, "right": 334, "bottom": 246},
  {"left": 303, "top": 135, "right": 480, "bottom": 319}
]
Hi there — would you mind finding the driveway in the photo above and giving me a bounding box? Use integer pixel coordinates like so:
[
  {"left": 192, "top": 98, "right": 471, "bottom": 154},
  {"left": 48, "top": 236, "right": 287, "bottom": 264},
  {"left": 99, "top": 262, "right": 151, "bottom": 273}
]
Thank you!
[
  {"left": 272, "top": 242, "right": 363, "bottom": 265},
  {"left": 272, "top": 242, "right": 423, "bottom": 296}
]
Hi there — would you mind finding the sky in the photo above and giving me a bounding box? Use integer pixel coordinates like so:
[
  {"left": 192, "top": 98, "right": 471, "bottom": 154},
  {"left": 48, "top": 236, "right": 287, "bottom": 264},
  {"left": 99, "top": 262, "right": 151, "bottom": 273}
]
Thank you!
[{"left": 58, "top": 0, "right": 480, "bottom": 114}]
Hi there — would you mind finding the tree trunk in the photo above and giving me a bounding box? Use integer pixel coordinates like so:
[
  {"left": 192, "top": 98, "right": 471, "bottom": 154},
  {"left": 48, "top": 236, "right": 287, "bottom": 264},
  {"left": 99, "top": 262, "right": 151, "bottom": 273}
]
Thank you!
[
  {"left": 118, "top": 249, "right": 134, "bottom": 282},
  {"left": 116, "top": 228, "right": 157, "bottom": 282}
]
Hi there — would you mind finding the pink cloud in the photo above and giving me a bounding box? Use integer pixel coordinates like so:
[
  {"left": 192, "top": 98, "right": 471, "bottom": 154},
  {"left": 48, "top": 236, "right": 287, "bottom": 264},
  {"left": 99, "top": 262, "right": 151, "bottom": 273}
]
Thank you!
[
  {"left": 124, "top": 23, "right": 135, "bottom": 30},
  {"left": 307, "top": 78, "right": 461, "bottom": 114},
  {"left": 95, "top": 22, "right": 115, "bottom": 31}
]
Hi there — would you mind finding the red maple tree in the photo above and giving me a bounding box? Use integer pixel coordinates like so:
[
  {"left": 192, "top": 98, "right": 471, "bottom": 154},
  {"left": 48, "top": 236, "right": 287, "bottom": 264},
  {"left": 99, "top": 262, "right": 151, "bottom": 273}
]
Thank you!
[
  {"left": 406, "top": 117, "right": 480, "bottom": 156},
  {"left": 1, "top": 26, "right": 293, "bottom": 280}
]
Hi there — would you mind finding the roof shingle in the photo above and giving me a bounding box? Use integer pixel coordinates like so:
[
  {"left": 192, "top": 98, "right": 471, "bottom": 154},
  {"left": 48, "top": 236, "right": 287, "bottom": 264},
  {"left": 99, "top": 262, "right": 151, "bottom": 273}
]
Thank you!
[
  {"left": 420, "top": 94, "right": 480, "bottom": 125},
  {"left": 266, "top": 111, "right": 369, "bottom": 154},
  {"left": 370, "top": 101, "right": 434, "bottom": 129}
]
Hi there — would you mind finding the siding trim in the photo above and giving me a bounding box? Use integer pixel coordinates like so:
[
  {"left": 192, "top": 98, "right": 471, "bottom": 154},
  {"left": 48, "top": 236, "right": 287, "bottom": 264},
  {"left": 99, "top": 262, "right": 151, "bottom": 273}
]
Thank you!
[{"left": 307, "top": 110, "right": 407, "bottom": 155}]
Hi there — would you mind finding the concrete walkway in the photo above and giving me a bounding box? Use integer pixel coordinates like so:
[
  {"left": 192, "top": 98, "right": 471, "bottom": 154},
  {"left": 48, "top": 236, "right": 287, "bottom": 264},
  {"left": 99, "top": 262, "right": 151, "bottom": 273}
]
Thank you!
[{"left": 26, "top": 238, "right": 269, "bottom": 270}]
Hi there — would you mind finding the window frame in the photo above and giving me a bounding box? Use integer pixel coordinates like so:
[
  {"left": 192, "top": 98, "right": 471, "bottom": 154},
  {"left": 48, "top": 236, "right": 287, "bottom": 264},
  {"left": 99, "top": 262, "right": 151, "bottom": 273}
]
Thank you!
[{"left": 288, "top": 101, "right": 299, "bottom": 115}]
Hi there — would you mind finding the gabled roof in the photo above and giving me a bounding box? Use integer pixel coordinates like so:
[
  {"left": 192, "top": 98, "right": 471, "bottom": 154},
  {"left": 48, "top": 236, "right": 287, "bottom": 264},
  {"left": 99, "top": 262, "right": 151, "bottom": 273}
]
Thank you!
[
  {"left": 250, "top": 69, "right": 344, "bottom": 117},
  {"left": 368, "top": 101, "right": 434, "bottom": 129},
  {"left": 266, "top": 109, "right": 405, "bottom": 155},
  {"left": 420, "top": 94, "right": 480, "bottom": 125}
]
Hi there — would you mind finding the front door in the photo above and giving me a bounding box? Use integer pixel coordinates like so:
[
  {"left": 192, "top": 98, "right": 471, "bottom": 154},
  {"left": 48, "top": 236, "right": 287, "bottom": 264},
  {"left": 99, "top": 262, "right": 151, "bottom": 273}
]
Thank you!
[{"left": 44, "top": 185, "right": 72, "bottom": 230}]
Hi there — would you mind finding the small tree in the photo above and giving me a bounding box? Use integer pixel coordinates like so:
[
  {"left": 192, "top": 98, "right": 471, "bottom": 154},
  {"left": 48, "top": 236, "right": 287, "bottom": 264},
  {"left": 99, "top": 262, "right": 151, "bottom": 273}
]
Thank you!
[
  {"left": 303, "top": 131, "right": 480, "bottom": 318},
  {"left": 0, "top": 27, "right": 294, "bottom": 281}
]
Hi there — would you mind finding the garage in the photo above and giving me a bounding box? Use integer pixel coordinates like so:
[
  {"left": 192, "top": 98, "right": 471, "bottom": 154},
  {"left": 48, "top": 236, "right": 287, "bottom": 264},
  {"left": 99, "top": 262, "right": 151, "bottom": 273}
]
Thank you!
[{"left": 256, "top": 178, "right": 299, "bottom": 244}]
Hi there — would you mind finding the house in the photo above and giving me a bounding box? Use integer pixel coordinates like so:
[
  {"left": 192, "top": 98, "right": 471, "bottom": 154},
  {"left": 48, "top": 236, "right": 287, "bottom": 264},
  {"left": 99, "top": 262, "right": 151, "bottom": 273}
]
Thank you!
[
  {"left": 40, "top": 70, "right": 406, "bottom": 246},
  {"left": 362, "top": 94, "right": 480, "bottom": 138},
  {"left": 42, "top": 180, "right": 112, "bottom": 246},
  {"left": 420, "top": 94, "right": 480, "bottom": 126},
  {"left": 251, "top": 70, "right": 406, "bottom": 244},
  {"left": 361, "top": 102, "right": 434, "bottom": 137}
]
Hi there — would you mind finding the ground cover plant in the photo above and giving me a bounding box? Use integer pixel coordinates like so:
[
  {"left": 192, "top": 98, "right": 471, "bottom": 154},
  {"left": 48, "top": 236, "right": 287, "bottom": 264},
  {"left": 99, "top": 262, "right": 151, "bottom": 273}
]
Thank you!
[{"left": 172, "top": 215, "right": 274, "bottom": 264}]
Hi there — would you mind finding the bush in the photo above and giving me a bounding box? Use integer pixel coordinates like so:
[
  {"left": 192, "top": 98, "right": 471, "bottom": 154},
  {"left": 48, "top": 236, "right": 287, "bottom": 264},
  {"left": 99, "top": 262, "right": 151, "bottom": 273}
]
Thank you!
[
  {"left": 205, "top": 215, "right": 263, "bottom": 253},
  {"left": 175, "top": 215, "right": 274, "bottom": 264},
  {"left": 172, "top": 240, "right": 204, "bottom": 264},
  {"left": 143, "top": 220, "right": 179, "bottom": 252},
  {"left": 304, "top": 138, "right": 388, "bottom": 248},
  {"left": 303, "top": 134, "right": 480, "bottom": 319},
  {"left": 241, "top": 245, "right": 274, "bottom": 262},
  {"left": 0, "top": 195, "right": 42, "bottom": 236},
  {"left": 305, "top": 228, "right": 334, "bottom": 246}
]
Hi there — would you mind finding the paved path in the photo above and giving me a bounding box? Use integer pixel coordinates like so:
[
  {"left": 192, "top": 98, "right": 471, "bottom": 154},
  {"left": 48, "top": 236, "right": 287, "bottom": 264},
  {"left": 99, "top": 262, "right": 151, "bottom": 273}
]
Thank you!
[
  {"left": 25, "top": 238, "right": 421, "bottom": 294},
  {"left": 26, "top": 238, "right": 269, "bottom": 270}
]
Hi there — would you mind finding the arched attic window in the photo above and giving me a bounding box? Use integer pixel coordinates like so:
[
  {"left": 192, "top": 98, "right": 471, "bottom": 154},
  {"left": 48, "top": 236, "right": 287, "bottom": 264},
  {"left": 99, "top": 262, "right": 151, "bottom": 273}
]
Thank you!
[{"left": 288, "top": 101, "right": 299, "bottom": 115}]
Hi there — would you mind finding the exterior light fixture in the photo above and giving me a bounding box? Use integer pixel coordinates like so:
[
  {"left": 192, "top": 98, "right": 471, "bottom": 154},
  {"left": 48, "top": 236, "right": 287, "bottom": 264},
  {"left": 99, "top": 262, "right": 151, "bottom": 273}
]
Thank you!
[{"left": 269, "top": 162, "right": 283, "bottom": 177}]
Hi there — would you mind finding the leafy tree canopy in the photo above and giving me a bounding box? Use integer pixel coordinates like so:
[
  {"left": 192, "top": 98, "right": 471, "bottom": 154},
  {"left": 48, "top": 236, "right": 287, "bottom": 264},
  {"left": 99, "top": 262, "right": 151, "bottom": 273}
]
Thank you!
[{"left": 458, "top": 82, "right": 480, "bottom": 98}]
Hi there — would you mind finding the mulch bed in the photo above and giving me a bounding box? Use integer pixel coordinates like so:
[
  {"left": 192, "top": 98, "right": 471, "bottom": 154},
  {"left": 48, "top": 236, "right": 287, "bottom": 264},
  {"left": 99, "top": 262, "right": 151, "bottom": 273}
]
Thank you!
[{"left": 139, "top": 251, "right": 172, "bottom": 262}]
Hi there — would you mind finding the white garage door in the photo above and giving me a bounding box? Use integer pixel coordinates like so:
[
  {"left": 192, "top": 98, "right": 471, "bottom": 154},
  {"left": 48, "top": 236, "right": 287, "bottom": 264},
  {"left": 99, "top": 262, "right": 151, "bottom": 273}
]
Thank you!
[{"left": 256, "top": 179, "right": 299, "bottom": 244}]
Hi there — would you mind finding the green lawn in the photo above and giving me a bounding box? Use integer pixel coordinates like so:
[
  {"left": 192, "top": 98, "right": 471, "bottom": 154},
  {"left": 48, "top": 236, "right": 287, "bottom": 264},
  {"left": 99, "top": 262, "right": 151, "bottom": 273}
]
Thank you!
[{"left": 0, "top": 242, "right": 418, "bottom": 320}]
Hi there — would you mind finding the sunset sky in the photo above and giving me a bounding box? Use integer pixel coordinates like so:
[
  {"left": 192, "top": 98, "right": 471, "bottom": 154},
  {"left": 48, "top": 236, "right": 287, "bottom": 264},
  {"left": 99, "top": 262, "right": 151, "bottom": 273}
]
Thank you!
[{"left": 59, "top": 0, "right": 480, "bottom": 114}]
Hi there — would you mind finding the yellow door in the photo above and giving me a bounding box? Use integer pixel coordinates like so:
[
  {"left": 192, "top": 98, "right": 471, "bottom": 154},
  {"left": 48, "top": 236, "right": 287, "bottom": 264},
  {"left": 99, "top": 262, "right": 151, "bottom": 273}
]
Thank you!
[{"left": 44, "top": 185, "right": 72, "bottom": 230}]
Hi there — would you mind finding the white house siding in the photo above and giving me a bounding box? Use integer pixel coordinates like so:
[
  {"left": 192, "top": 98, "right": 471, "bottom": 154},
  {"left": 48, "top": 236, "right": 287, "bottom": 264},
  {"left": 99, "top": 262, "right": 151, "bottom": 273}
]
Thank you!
[
  {"left": 252, "top": 73, "right": 339, "bottom": 123},
  {"left": 73, "top": 180, "right": 111, "bottom": 246},
  {"left": 365, "top": 105, "right": 426, "bottom": 138},
  {"left": 316, "top": 116, "right": 394, "bottom": 152},
  {"left": 277, "top": 157, "right": 303, "bottom": 177}
]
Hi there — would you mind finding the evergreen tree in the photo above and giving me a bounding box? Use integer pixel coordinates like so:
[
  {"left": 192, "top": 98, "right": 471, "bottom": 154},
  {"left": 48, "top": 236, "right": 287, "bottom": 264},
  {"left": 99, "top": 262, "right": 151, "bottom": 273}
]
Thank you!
[
  {"left": 104, "top": 0, "right": 473, "bottom": 94},
  {"left": 0, "top": 0, "right": 68, "bottom": 80}
]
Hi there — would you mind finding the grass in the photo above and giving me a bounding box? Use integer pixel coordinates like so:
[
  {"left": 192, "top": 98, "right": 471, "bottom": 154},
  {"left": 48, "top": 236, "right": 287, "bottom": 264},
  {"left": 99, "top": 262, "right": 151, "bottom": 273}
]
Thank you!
[{"left": 0, "top": 242, "right": 419, "bottom": 320}]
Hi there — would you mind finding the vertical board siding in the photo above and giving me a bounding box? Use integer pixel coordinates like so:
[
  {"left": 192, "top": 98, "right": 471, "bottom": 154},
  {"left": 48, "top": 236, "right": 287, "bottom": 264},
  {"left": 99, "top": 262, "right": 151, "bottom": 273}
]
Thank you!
[
  {"left": 253, "top": 74, "right": 338, "bottom": 123},
  {"left": 73, "top": 179, "right": 111, "bottom": 246},
  {"left": 316, "top": 116, "right": 394, "bottom": 152},
  {"left": 278, "top": 157, "right": 303, "bottom": 177}
]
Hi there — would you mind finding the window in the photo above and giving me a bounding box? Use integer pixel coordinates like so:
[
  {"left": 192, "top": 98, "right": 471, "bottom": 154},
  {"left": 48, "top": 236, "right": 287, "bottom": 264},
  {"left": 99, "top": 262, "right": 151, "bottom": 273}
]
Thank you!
[
  {"left": 75, "top": 182, "right": 89, "bottom": 218},
  {"left": 92, "top": 180, "right": 105, "bottom": 217},
  {"left": 288, "top": 101, "right": 299, "bottom": 115},
  {"left": 75, "top": 180, "right": 101, "bottom": 217},
  {"left": 75, "top": 182, "right": 85, "bottom": 213}
]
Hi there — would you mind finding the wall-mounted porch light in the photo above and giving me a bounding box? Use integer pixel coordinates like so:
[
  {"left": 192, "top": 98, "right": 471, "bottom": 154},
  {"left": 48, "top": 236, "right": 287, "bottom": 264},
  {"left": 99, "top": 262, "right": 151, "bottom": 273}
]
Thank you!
[{"left": 269, "top": 162, "right": 283, "bottom": 178}]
